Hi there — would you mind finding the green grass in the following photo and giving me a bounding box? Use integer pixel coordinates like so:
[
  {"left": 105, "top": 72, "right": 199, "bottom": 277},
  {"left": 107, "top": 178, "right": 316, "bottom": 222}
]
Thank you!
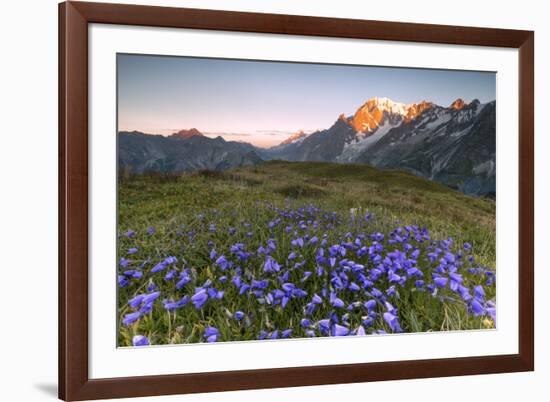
[{"left": 117, "top": 161, "right": 496, "bottom": 346}]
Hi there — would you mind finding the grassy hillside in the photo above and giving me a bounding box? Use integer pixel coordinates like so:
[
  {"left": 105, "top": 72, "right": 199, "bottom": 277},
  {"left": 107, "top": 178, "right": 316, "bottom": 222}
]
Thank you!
[{"left": 117, "top": 161, "right": 496, "bottom": 346}]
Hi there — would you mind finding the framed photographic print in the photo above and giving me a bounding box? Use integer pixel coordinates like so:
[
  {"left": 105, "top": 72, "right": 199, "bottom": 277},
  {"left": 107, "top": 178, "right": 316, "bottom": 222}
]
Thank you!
[{"left": 59, "top": 1, "right": 534, "bottom": 400}]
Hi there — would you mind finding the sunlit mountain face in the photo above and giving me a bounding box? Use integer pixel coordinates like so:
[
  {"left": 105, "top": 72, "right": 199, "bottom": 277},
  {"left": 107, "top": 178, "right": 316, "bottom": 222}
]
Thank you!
[
  {"left": 279, "top": 130, "right": 308, "bottom": 146},
  {"left": 170, "top": 128, "right": 204, "bottom": 139}
]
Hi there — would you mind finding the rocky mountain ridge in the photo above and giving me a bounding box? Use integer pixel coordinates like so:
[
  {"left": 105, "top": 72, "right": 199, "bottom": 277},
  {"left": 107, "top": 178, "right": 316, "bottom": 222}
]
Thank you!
[{"left": 118, "top": 96, "right": 496, "bottom": 197}]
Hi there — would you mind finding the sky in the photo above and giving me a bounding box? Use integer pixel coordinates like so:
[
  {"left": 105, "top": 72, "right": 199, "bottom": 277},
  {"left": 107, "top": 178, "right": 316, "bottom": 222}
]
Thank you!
[{"left": 118, "top": 54, "right": 496, "bottom": 148}]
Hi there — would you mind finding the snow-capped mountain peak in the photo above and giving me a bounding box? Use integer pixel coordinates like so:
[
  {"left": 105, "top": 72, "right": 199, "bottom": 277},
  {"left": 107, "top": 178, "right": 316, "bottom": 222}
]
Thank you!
[
  {"left": 349, "top": 97, "right": 408, "bottom": 132},
  {"left": 404, "top": 100, "right": 434, "bottom": 122},
  {"left": 280, "top": 130, "right": 308, "bottom": 146},
  {"left": 363, "top": 97, "right": 409, "bottom": 115},
  {"left": 450, "top": 98, "right": 467, "bottom": 110}
]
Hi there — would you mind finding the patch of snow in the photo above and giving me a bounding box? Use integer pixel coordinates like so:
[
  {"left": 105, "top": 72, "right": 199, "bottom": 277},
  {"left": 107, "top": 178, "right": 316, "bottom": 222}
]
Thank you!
[
  {"left": 450, "top": 125, "right": 473, "bottom": 138},
  {"left": 454, "top": 103, "right": 486, "bottom": 124},
  {"left": 423, "top": 113, "right": 452, "bottom": 131},
  {"left": 336, "top": 122, "right": 395, "bottom": 162},
  {"left": 430, "top": 148, "right": 458, "bottom": 177},
  {"left": 472, "top": 160, "right": 495, "bottom": 177}
]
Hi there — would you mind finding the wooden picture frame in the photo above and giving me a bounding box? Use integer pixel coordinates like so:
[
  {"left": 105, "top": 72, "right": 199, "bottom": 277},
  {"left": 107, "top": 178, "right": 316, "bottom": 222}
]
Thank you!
[{"left": 59, "top": 1, "right": 534, "bottom": 400}]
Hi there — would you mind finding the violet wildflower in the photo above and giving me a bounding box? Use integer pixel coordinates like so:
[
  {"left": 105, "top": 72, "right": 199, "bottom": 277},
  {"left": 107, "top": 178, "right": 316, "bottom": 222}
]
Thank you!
[
  {"left": 332, "top": 324, "right": 349, "bottom": 337},
  {"left": 151, "top": 262, "right": 167, "bottom": 273},
  {"left": 486, "top": 301, "right": 497, "bottom": 324},
  {"left": 132, "top": 335, "right": 149, "bottom": 346},
  {"left": 383, "top": 312, "right": 402, "bottom": 333},
  {"left": 123, "top": 311, "right": 141, "bottom": 326},
  {"left": 163, "top": 296, "right": 189, "bottom": 311},
  {"left": 318, "top": 319, "right": 331, "bottom": 335},
  {"left": 128, "top": 294, "right": 145, "bottom": 309},
  {"left": 473, "top": 285, "right": 485, "bottom": 300},
  {"left": 163, "top": 269, "right": 177, "bottom": 282},
  {"left": 204, "top": 326, "right": 219, "bottom": 343},
  {"left": 215, "top": 255, "right": 229, "bottom": 270},
  {"left": 191, "top": 289, "right": 208, "bottom": 309},
  {"left": 330, "top": 292, "right": 345, "bottom": 308},
  {"left": 142, "top": 291, "right": 161, "bottom": 305},
  {"left": 364, "top": 299, "right": 376, "bottom": 310},
  {"left": 118, "top": 275, "right": 130, "bottom": 288},
  {"left": 355, "top": 325, "right": 366, "bottom": 336},
  {"left": 130, "top": 270, "right": 143, "bottom": 279},
  {"left": 470, "top": 299, "right": 485, "bottom": 316},
  {"left": 434, "top": 276, "right": 449, "bottom": 288},
  {"left": 263, "top": 256, "right": 281, "bottom": 273},
  {"left": 176, "top": 275, "right": 191, "bottom": 290}
]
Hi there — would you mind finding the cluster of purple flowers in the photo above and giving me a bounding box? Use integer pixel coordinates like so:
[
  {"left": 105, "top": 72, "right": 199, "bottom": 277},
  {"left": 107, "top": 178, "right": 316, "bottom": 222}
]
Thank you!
[{"left": 118, "top": 204, "right": 496, "bottom": 346}]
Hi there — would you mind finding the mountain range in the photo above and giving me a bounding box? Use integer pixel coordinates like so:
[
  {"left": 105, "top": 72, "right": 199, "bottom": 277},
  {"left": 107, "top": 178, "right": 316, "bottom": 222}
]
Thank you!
[
  {"left": 118, "top": 130, "right": 262, "bottom": 173},
  {"left": 118, "top": 96, "right": 496, "bottom": 197}
]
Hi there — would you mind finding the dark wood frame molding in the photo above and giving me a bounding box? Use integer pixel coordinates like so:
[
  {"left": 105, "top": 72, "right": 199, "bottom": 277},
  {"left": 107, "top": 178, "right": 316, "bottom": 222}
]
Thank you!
[{"left": 59, "top": 1, "right": 534, "bottom": 400}]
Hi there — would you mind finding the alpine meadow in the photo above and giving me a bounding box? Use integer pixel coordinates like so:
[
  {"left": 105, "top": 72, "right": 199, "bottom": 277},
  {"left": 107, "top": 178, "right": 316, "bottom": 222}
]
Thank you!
[{"left": 116, "top": 54, "right": 497, "bottom": 347}]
